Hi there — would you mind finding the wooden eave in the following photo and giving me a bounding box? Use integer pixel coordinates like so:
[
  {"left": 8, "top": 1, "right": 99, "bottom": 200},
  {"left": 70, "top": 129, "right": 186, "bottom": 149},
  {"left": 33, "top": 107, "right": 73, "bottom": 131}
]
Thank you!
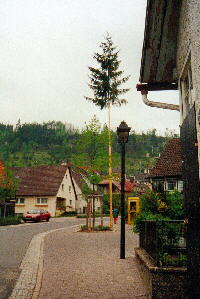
[{"left": 140, "top": 0, "right": 182, "bottom": 85}]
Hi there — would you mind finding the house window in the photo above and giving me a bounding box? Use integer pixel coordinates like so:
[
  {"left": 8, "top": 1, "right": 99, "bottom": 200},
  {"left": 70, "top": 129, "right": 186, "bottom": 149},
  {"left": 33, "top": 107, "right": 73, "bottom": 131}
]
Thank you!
[
  {"left": 37, "top": 198, "right": 48, "bottom": 205},
  {"left": 70, "top": 200, "right": 72, "bottom": 206},
  {"left": 69, "top": 186, "right": 71, "bottom": 193},
  {"left": 166, "top": 180, "right": 177, "bottom": 191},
  {"left": 152, "top": 181, "right": 164, "bottom": 193},
  {"left": 178, "top": 180, "right": 183, "bottom": 192},
  {"left": 62, "top": 184, "right": 64, "bottom": 191},
  {"left": 16, "top": 198, "right": 25, "bottom": 204}
]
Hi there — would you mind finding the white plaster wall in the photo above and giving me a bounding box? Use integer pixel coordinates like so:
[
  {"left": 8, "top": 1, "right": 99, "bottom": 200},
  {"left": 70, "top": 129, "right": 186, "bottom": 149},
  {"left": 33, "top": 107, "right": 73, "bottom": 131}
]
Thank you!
[
  {"left": 15, "top": 196, "right": 56, "bottom": 216},
  {"left": 176, "top": 0, "right": 200, "bottom": 168},
  {"left": 57, "top": 168, "right": 76, "bottom": 210},
  {"left": 72, "top": 178, "right": 101, "bottom": 213},
  {"left": 72, "top": 178, "right": 87, "bottom": 213}
]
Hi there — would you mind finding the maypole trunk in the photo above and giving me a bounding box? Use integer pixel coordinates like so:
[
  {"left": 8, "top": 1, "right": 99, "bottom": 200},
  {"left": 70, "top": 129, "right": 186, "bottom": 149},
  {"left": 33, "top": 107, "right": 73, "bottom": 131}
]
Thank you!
[{"left": 108, "top": 103, "right": 113, "bottom": 228}]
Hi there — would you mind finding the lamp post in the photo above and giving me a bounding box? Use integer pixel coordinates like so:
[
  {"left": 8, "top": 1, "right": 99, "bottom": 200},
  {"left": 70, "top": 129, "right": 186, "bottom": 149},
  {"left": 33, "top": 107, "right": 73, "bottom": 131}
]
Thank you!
[{"left": 117, "top": 121, "right": 131, "bottom": 259}]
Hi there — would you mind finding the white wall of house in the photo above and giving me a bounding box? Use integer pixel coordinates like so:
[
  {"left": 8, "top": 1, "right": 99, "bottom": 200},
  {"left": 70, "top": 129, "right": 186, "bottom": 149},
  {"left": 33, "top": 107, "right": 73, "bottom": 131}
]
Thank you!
[
  {"left": 57, "top": 168, "right": 76, "bottom": 211},
  {"left": 72, "top": 178, "right": 101, "bottom": 213},
  {"left": 15, "top": 168, "right": 77, "bottom": 217},
  {"left": 15, "top": 196, "right": 56, "bottom": 216},
  {"left": 177, "top": 0, "right": 200, "bottom": 161},
  {"left": 91, "top": 196, "right": 101, "bottom": 212},
  {"left": 72, "top": 178, "right": 87, "bottom": 214}
]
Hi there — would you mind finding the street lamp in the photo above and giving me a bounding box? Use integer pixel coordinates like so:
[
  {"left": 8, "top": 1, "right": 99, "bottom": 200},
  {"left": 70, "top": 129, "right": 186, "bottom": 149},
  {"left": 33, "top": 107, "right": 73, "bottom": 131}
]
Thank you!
[{"left": 117, "top": 121, "right": 131, "bottom": 259}]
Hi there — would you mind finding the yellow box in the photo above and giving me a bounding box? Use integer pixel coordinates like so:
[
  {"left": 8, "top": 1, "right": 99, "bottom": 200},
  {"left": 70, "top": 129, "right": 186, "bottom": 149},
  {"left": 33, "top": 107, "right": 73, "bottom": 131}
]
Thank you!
[{"left": 127, "top": 197, "right": 140, "bottom": 225}]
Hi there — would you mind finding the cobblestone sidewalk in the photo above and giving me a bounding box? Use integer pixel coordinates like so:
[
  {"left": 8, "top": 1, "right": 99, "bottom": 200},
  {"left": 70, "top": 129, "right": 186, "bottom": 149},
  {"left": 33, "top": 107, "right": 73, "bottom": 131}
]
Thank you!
[{"left": 39, "top": 223, "right": 149, "bottom": 299}]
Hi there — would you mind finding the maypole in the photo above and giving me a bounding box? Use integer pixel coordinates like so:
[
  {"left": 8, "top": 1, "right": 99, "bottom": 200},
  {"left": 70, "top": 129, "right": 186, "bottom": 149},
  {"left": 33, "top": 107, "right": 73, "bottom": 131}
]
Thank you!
[{"left": 108, "top": 103, "right": 113, "bottom": 228}]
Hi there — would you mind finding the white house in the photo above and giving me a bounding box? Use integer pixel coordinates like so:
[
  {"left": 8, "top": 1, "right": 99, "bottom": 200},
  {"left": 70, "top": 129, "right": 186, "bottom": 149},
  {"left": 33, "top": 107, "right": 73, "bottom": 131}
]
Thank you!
[
  {"left": 14, "top": 164, "right": 77, "bottom": 217},
  {"left": 71, "top": 166, "right": 101, "bottom": 214}
]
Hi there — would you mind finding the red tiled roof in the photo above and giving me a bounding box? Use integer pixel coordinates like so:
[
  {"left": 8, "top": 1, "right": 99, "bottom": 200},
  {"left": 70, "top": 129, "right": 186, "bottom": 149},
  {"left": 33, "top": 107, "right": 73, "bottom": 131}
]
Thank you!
[
  {"left": 148, "top": 138, "right": 182, "bottom": 178},
  {"left": 13, "top": 165, "right": 69, "bottom": 196},
  {"left": 98, "top": 179, "right": 134, "bottom": 193}
]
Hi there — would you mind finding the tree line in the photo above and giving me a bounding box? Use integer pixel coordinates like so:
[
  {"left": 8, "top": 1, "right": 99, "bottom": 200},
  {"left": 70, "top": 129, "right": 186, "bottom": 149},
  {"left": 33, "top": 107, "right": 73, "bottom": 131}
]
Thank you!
[{"left": 0, "top": 117, "right": 178, "bottom": 176}]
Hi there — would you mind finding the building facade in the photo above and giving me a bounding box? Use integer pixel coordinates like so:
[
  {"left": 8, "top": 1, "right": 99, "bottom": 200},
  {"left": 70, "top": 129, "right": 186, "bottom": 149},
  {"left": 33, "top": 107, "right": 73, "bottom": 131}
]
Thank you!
[
  {"left": 148, "top": 139, "right": 183, "bottom": 192},
  {"left": 14, "top": 165, "right": 77, "bottom": 217},
  {"left": 137, "top": 1, "right": 200, "bottom": 296}
]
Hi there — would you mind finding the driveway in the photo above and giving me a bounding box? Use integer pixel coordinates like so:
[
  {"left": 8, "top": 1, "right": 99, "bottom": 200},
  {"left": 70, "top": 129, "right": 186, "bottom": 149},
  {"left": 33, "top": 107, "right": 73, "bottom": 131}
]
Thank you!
[{"left": 0, "top": 217, "right": 85, "bottom": 299}]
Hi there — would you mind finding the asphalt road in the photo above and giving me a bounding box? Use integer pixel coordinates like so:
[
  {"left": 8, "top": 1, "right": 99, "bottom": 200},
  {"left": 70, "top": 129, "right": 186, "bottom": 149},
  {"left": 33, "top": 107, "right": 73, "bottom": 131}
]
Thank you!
[{"left": 0, "top": 217, "right": 85, "bottom": 299}]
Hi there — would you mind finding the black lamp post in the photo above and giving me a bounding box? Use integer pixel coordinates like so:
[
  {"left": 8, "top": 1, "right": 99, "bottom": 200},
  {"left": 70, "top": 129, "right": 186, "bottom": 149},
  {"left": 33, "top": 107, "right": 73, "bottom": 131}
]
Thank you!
[{"left": 117, "top": 121, "right": 131, "bottom": 259}]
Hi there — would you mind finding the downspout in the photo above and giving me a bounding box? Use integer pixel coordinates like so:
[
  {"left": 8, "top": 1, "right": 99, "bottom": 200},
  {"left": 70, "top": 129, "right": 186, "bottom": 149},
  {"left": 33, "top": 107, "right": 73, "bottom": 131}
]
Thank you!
[{"left": 141, "top": 89, "right": 179, "bottom": 111}]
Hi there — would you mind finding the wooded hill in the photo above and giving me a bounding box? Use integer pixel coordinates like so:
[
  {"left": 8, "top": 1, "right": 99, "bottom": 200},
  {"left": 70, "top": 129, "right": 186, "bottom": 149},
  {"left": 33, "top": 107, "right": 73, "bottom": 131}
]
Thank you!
[{"left": 0, "top": 118, "right": 178, "bottom": 176}]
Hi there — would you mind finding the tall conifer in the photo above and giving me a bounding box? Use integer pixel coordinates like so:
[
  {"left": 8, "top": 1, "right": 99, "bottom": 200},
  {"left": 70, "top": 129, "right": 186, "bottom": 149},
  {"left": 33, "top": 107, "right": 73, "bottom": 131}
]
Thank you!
[
  {"left": 85, "top": 33, "right": 130, "bottom": 109},
  {"left": 85, "top": 33, "right": 130, "bottom": 227}
]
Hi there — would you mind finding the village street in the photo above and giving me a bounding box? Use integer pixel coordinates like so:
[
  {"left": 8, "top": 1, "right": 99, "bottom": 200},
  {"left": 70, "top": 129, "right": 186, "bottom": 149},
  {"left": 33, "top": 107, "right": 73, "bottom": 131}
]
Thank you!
[
  {"left": 0, "top": 217, "right": 149, "bottom": 299},
  {"left": 0, "top": 217, "right": 85, "bottom": 299},
  {"left": 38, "top": 221, "right": 148, "bottom": 299}
]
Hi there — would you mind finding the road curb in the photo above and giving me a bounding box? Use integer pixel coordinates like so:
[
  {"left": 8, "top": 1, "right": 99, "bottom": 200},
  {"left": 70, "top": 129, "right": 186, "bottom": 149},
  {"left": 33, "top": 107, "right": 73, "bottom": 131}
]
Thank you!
[{"left": 9, "top": 225, "right": 79, "bottom": 299}]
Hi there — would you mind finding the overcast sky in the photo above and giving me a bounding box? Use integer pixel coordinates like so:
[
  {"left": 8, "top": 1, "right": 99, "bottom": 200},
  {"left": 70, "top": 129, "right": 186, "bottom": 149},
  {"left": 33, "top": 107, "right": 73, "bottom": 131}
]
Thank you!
[{"left": 0, "top": 0, "right": 180, "bottom": 134}]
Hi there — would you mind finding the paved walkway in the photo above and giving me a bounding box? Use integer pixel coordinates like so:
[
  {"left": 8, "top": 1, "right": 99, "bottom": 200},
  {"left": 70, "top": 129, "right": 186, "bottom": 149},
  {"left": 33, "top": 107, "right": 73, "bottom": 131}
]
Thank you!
[{"left": 38, "top": 222, "right": 149, "bottom": 299}]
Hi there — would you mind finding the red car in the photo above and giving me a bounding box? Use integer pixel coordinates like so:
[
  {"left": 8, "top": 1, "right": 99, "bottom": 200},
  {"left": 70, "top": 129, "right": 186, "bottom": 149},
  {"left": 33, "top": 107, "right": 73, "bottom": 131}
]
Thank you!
[{"left": 23, "top": 209, "right": 51, "bottom": 222}]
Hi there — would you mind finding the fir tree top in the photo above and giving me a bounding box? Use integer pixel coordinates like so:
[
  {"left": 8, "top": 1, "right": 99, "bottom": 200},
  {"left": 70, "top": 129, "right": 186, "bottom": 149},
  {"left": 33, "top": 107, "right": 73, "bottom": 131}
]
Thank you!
[{"left": 85, "top": 33, "right": 130, "bottom": 110}]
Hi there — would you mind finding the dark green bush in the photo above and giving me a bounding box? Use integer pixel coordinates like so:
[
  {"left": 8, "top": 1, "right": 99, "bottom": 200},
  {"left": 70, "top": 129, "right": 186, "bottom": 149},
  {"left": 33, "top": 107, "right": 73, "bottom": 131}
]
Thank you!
[
  {"left": 61, "top": 211, "right": 77, "bottom": 217},
  {"left": 0, "top": 216, "right": 22, "bottom": 226},
  {"left": 77, "top": 214, "right": 87, "bottom": 218},
  {"left": 133, "top": 212, "right": 170, "bottom": 233},
  {"left": 164, "top": 191, "right": 184, "bottom": 219},
  {"left": 80, "top": 224, "right": 111, "bottom": 231},
  {"left": 94, "top": 225, "right": 111, "bottom": 231},
  {"left": 134, "top": 190, "right": 184, "bottom": 232},
  {"left": 77, "top": 214, "right": 109, "bottom": 218}
]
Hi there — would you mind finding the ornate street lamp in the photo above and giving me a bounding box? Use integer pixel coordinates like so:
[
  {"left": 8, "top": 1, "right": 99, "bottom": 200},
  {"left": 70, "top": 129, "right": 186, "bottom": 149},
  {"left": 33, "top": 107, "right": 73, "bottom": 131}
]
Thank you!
[{"left": 117, "top": 121, "right": 131, "bottom": 259}]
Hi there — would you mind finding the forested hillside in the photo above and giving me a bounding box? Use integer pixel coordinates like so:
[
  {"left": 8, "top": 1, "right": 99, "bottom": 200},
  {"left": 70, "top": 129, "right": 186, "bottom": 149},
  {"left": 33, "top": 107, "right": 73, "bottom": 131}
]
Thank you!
[{"left": 0, "top": 117, "right": 178, "bottom": 176}]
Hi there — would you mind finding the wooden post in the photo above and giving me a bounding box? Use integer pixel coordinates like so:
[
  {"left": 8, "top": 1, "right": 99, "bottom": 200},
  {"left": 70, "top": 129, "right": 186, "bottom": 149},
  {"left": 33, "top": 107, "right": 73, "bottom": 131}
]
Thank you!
[
  {"left": 86, "top": 200, "right": 89, "bottom": 229},
  {"left": 3, "top": 200, "right": 6, "bottom": 218},
  {"left": 92, "top": 195, "right": 95, "bottom": 230},
  {"left": 88, "top": 198, "right": 92, "bottom": 231},
  {"left": 100, "top": 196, "right": 103, "bottom": 227}
]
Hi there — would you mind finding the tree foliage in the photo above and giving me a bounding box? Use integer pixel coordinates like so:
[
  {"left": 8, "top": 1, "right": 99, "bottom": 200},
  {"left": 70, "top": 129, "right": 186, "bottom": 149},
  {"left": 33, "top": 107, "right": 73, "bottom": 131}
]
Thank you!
[
  {"left": 0, "top": 118, "right": 178, "bottom": 175},
  {"left": 0, "top": 165, "right": 18, "bottom": 203},
  {"left": 134, "top": 190, "right": 184, "bottom": 232},
  {"left": 85, "top": 33, "right": 130, "bottom": 109}
]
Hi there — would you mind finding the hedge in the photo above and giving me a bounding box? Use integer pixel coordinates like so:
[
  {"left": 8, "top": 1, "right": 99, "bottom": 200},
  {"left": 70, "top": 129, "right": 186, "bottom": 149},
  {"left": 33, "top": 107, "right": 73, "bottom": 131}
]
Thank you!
[{"left": 0, "top": 216, "right": 22, "bottom": 226}]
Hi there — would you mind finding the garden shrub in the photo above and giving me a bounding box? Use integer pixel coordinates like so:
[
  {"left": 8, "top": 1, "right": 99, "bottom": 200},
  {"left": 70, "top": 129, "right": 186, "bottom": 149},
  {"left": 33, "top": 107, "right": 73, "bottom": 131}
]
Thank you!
[
  {"left": 0, "top": 216, "right": 22, "bottom": 226},
  {"left": 80, "top": 224, "right": 111, "bottom": 231},
  {"left": 61, "top": 211, "right": 77, "bottom": 217},
  {"left": 134, "top": 190, "right": 184, "bottom": 232},
  {"left": 77, "top": 214, "right": 87, "bottom": 218}
]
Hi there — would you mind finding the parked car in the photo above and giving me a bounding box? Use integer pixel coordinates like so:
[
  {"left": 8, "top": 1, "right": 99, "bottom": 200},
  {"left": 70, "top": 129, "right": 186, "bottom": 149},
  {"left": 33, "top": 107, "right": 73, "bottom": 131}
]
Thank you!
[{"left": 23, "top": 209, "right": 51, "bottom": 222}]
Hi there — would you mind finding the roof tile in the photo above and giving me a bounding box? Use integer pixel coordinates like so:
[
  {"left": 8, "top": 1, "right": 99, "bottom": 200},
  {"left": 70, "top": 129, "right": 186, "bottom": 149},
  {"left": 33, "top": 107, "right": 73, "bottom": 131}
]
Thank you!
[
  {"left": 13, "top": 165, "right": 68, "bottom": 196},
  {"left": 148, "top": 138, "right": 182, "bottom": 178}
]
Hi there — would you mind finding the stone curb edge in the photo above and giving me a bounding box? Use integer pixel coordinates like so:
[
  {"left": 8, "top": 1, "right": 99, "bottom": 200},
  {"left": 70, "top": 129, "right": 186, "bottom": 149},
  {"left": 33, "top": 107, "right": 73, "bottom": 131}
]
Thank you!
[{"left": 9, "top": 225, "right": 79, "bottom": 299}]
